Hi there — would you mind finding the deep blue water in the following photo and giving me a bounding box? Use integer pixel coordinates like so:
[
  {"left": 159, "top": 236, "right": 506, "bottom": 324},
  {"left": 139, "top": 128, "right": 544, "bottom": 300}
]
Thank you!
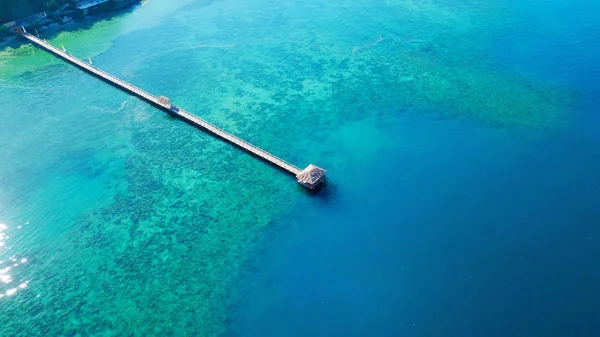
[
  {"left": 228, "top": 1, "right": 600, "bottom": 334},
  {"left": 230, "top": 107, "right": 600, "bottom": 336}
]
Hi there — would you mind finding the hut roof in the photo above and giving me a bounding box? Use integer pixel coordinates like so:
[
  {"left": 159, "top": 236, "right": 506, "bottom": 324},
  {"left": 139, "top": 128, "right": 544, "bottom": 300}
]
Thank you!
[{"left": 296, "top": 164, "right": 327, "bottom": 185}]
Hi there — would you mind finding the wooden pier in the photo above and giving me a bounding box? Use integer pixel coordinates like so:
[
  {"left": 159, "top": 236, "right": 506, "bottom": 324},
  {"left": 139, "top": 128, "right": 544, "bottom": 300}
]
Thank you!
[{"left": 20, "top": 31, "right": 326, "bottom": 189}]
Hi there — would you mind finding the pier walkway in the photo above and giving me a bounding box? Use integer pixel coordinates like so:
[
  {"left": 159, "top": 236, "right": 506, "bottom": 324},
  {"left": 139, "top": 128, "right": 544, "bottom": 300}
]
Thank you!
[{"left": 20, "top": 31, "right": 327, "bottom": 188}]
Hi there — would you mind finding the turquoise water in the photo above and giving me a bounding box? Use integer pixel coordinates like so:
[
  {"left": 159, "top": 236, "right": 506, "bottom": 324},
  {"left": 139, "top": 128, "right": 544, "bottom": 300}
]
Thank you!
[{"left": 1, "top": 0, "right": 599, "bottom": 335}]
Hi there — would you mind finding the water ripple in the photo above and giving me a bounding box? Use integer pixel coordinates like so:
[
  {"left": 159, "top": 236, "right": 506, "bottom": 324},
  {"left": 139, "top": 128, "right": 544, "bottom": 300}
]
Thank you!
[{"left": 0, "top": 222, "right": 32, "bottom": 300}]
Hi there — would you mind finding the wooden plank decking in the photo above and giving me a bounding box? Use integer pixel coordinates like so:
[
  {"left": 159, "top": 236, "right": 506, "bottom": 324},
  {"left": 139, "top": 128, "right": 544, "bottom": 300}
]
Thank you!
[{"left": 21, "top": 32, "right": 303, "bottom": 177}]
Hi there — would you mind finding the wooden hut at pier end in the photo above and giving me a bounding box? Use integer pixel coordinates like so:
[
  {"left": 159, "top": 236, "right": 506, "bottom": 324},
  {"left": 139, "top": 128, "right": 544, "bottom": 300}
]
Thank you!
[{"left": 296, "top": 164, "right": 327, "bottom": 190}]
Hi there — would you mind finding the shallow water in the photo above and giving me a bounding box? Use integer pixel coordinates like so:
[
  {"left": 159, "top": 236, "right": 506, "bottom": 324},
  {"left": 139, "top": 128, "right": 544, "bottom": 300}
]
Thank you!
[{"left": 0, "top": 0, "right": 599, "bottom": 336}]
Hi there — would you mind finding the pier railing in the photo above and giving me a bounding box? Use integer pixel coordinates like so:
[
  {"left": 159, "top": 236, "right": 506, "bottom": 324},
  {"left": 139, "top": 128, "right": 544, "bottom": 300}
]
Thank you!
[
  {"left": 21, "top": 32, "right": 306, "bottom": 177},
  {"left": 175, "top": 107, "right": 301, "bottom": 174}
]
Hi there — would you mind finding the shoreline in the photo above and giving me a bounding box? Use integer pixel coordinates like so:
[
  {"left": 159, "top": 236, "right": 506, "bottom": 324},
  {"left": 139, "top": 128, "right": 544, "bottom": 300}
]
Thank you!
[{"left": 1, "top": 2, "right": 141, "bottom": 51}]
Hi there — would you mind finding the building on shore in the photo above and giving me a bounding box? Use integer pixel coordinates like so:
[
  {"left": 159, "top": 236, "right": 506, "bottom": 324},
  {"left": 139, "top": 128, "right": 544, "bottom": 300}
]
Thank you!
[
  {"left": 78, "top": 0, "right": 139, "bottom": 11},
  {"left": 77, "top": 0, "right": 112, "bottom": 10}
]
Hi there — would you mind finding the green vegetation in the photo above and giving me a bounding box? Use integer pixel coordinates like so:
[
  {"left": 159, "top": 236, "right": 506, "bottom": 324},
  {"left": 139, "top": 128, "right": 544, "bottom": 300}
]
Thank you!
[
  {"left": 0, "top": 24, "right": 9, "bottom": 37},
  {"left": 0, "top": 0, "right": 76, "bottom": 22}
]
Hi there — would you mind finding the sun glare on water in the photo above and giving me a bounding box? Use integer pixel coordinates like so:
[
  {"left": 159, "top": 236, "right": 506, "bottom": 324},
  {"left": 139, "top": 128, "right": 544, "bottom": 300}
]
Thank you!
[{"left": 0, "top": 222, "right": 31, "bottom": 299}]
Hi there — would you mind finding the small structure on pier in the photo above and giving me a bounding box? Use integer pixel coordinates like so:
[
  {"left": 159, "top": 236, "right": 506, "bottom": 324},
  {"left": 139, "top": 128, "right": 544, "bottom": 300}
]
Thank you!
[
  {"left": 296, "top": 164, "right": 327, "bottom": 190},
  {"left": 157, "top": 96, "right": 171, "bottom": 108}
]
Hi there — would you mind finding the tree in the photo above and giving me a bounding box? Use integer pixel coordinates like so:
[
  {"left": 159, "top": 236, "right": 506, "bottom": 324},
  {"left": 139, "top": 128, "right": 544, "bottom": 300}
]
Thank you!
[
  {"left": 0, "top": 1, "right": 74, "bottom": 21},
  {"left": 46, "top": 0, "right": 60, "bottom": 12},
  {"left": 0, "top": 25, "right": 10, "bottom": 38}
]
